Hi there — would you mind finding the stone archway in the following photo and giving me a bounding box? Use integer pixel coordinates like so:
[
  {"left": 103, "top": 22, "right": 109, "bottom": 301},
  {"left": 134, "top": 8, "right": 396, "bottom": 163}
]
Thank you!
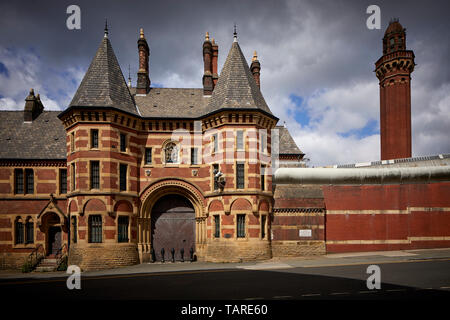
[
  {"left": 39, "top": 212, "right": 63, "bottom": 256},
  {"left": 139, "top": 178, "right": 206, "bottom": 262}
]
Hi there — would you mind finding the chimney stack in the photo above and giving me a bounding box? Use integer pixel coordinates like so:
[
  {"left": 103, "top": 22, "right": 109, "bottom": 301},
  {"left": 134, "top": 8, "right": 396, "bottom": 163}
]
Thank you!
[
  {"left": 250, "top": 51, "right": 261, "bottom": 89},
  {"left": 212, "top": 38, "right": 219, "bottom": 88},
  {"left": 137, "top": 28, "right": 150, "bottom": 94},
  {"left": 202, "top": 32, "right": 213, "bottom": 95},
  {"left": 24, "top": 89, "right": 43, "bottom": 122}
]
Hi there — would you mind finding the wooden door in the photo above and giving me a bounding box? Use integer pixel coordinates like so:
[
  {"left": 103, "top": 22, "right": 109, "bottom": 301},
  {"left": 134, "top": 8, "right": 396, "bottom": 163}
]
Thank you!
[
  {"left": 151, "top": 195, "right": 195, "bottom": 261},
  {"left": 48, "top": 226, "right": 61, "bottom": 255}
]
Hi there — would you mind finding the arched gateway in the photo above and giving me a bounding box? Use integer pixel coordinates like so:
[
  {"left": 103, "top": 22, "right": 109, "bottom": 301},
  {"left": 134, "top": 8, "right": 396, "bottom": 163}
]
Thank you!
[
  {"left": 151, "top": 195, "right": 195, "bottom": 261},
  {"left": 138, "top": 179, "right": 207, "bottom": 262}
]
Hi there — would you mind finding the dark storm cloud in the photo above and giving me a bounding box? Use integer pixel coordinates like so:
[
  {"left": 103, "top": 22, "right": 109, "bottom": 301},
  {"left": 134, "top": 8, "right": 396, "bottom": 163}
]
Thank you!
[
  {"left": 0, "top": 0, "right": 448, "bottom": 90},
  {"left": 0, "top": 0, "right": 449, "bottom": 165}
]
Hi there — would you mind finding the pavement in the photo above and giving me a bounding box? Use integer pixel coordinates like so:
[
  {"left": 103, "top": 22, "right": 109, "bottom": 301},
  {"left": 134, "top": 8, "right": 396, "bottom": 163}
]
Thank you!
[{"left": 1, "top": 247, "right": 449, "bottom": 280}]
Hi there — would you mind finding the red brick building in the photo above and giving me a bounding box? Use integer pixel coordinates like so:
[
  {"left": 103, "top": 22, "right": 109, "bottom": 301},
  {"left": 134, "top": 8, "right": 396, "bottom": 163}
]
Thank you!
[{"left": 0, "top": 21, "right": 448, "bottom": 271}]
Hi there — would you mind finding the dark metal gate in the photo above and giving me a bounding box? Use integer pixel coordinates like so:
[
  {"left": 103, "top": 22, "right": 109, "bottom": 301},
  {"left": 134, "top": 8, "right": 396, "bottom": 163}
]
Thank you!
[{"left": 151, "top": 194, "right": 195, "bottom": 262}]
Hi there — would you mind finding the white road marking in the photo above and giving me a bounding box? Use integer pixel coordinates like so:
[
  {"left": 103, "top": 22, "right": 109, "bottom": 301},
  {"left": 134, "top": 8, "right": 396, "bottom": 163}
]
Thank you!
[
  {"left": 272, "top": 295, "right": 292, "bottom": 299},
  {"left": 301, "top": 293, "right": 321, "bottom": 297},
  {"left": 236, "top": 262, "right": 293, "bottom": 270},
  {"left": 329, "top": 292, "right": 349, "bottom": 295},
  {"left": 440, "top": 286, "right": 450, "bottom": 289},
  {"left": 386, "top": 289, "right": 406, "bottom": 292},
  {"left": 244, "top": 297, "right": 265, "bottom": 300},
  {"left": 359, "top": 290, "right": 376, "bottom": 294}
]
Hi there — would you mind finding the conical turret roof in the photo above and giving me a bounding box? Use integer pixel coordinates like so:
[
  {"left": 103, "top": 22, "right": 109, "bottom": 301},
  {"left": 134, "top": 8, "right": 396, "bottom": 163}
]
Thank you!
[
  {"left": 205, "top": 41, "right": 274, "bottom": 117},
  {"left": 68, "top": 34, "right": 138, "bottom": 115}
]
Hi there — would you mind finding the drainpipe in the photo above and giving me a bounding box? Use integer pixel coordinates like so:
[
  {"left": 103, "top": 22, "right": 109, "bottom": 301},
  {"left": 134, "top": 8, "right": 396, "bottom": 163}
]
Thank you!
[{"left": 273, "top": 166, "right": 450, "bottom": 185}]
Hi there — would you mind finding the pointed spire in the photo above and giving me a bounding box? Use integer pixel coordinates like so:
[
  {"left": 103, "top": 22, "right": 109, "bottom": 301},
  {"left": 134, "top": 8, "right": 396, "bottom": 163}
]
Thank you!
[
  {"left": 206, "top": 40, "right": 273, "bottom": 116},
  {"left": 68, "top": 32, "right": 138, "bottom": 115},
  {"left": 233, "top": 24, "right": 237, "bottom": 42},
  {"left": 140, "top": 28, "right": 145, "bottom": 39},
  {"left": 104, "top": 19, "right": 108, "bottom": 38},
  {"left": 205, "top": 31, "right": 210, "bottom": 41}
]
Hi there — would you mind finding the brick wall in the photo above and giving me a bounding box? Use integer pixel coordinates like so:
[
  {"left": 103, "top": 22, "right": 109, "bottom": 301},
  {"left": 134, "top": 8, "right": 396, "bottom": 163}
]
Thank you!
[
  {"left": 271, "top": 184, "right": 326, "bottom": 257},
  {"left": 323, "top": 181, "right": 450, "bottom": 252}
]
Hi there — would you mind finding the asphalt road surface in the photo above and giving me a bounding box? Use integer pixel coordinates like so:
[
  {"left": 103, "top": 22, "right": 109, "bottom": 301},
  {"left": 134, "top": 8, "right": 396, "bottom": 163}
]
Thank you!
[{"left": 1, "top": 259, "right": 449, "bottom": 300}]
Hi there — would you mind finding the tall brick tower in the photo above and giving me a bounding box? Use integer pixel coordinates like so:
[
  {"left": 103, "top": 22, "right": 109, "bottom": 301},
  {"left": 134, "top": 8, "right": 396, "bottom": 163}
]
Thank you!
[{"left": 375, "top": 19, "right": 415, "bottom": 160}]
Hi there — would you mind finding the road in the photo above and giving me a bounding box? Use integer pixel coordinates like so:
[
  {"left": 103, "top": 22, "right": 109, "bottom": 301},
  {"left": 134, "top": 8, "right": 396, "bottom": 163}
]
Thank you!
[{"left": 1, "top": 259, "right": 449, "bottom": 300}]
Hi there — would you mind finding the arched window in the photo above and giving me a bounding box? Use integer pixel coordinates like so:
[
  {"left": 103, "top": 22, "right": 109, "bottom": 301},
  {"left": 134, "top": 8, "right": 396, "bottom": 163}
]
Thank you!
[
  {"left": 15, "top": 217, "right": 24, "bottom": 244},
  {"left": 25, "top": 217, "right": 34, "bottom": 244},
  {"left": 164, "top": 142, "right": 179, "bottom": 164}
]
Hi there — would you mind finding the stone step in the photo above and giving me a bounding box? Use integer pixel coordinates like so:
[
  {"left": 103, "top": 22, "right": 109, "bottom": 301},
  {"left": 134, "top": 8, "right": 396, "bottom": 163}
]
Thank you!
[
  {"left": 34, "top": 257, "right": 59, "bottom": 272},
  {"left": 35, "top": 265, "right": 56, "bottom": 272}
]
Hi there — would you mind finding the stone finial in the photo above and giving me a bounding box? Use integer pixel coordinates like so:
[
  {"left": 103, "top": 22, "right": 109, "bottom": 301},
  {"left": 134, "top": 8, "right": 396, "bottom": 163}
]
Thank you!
[
  {"left": 252, "top": 51, "right": 258, "bottom": 62},
  {"left": 205, "top": 31, "right": 210, "bottom": 41},
  {"left": 140, "top": 28, "right": 145, "bottom": 39}
]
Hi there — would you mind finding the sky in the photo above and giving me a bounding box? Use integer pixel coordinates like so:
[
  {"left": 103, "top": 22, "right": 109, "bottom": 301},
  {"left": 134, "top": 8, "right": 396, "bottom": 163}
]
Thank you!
[{"left": 0, "top": 0, "right": 449, "bottom": 166}]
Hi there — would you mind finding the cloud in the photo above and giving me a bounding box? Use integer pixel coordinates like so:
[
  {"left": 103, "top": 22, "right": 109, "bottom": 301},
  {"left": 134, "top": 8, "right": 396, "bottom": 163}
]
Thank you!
[
  {"left": 0, "top": 0, "right": 448, "bottom": 166},
  {"left": 0, "top": 46, "right": 82, "bottom": 111}
]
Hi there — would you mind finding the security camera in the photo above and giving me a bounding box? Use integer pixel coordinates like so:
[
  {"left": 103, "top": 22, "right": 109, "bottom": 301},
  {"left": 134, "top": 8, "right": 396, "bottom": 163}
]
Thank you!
[{"left": 215, "top": 171, "right": 223, "bottom": 178}]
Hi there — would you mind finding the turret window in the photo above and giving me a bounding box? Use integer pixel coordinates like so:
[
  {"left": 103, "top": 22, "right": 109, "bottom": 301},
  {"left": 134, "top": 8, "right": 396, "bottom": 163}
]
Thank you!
[
  {"left": 261, "top": 165, "right": 266, "bottom": 191},
  {"left": 89, "top": 215, "right": 102, "bottom": 243},
  {"left": 118, "top": 216, "right": 129, "bottom": 243},
  {"left": 214, "top": 215, "right": 220, "bottom": 238},
  {"left": 237, "top": 214, "right": 246, "bottom": 238},
  {"left": 91, "top": 129, "right": 99, "bottom": 148},
  {"left": 90, "top": 161, "right": 100, "bottom": 189},
  {"left": 120, "top": 133, "right": 127, "bottom": 152},
  {"left": 237, "top": 130, "right": 244, "bottom": 150},
  {"left": 119, "top": 164, "right": 127, "bottom": 191},
  {"left": 236, "top": 162, "right": 245, "bottom": 189}
]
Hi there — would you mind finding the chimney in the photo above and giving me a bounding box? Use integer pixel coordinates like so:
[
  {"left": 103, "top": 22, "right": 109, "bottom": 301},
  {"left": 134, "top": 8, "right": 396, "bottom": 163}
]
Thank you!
[
  {"left": 24, "top": 89, "right": 43, "bottom": 122},
  {"left": 211, "top": 38, "right": 219, "bottom": 88},
  {"left": 202, "top": 32, "right": 213, "bottom": 95},
  {"left": 250, "top": 51, "right": 261, "bottom": 89},
  {"left": 136, "top": 28, "right": 150, "bottom": 94}
]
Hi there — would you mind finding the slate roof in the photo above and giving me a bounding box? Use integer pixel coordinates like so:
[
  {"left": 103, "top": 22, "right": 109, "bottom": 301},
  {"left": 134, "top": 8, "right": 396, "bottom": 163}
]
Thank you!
[
  {"left": 276, "top": 125, "right": 303, "bottom": 155},
  {"left": 66, "top": 35, "right": 138, "bottom": 116},
  {"left": 135, "top": 88, "right": 210, "bottom": 118},
  {"left": 0, "top": 111, "right": 66, "bottom": 160},
  {"left": 205, "top": 41, "right": 274, "bottom": 117}
]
